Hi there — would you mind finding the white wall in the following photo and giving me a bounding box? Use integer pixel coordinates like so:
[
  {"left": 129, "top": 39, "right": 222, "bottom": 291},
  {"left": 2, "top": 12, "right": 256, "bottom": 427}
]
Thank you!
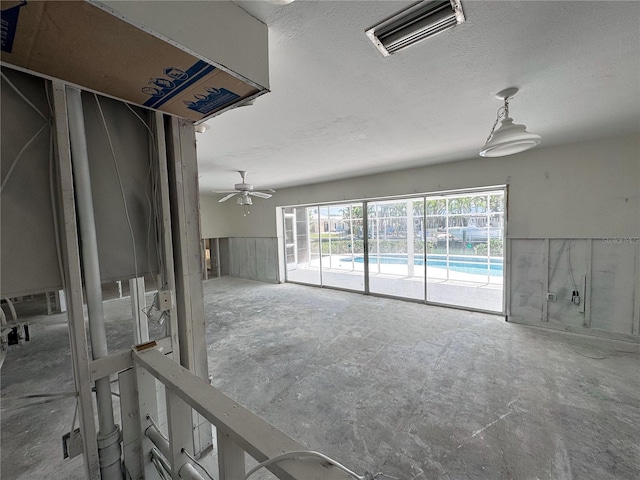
[
  {"left": 200, "top": 196, "right": 232, "bottom": 239},
  {"left": 200, "top": 194, "right": 278, "bottom": 239},
  {"left": 201, "top": 134, "right": 639, "bottom": 240}
]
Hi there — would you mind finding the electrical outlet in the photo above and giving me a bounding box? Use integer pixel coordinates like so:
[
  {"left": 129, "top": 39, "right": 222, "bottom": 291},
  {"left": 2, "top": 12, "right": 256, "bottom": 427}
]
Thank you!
[
  {"left": 546, "top": 292, "right": 556, "bottom": 302},
  {"left": 62, "top": 428, "right": 83, "bottom": 459},
  {"left": 572, "top": 290, "right": 581, "bottom": 305},
  {"left": 157, "top": 290, "right": 173, "bottom": 312}
]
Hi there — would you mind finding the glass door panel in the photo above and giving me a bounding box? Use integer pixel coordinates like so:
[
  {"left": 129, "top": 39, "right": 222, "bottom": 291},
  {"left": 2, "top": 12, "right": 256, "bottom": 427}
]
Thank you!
[
  {"left": 284, "top": 206, "right": 321, "bottom": 285},
  {"left": 368, "top": 199, "right": 425, "bottom": 300},
  {"left": 320, "top": 203, "right": 364, "bottom": 291},
  {"left": 426, "top": 191, "right": 504, "bottom": 312}
]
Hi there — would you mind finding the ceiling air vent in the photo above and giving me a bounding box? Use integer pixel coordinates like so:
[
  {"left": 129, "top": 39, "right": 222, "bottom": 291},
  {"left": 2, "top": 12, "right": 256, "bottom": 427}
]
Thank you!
[{"left": 366, "top": 0, "right": 465, "bottom": 56}]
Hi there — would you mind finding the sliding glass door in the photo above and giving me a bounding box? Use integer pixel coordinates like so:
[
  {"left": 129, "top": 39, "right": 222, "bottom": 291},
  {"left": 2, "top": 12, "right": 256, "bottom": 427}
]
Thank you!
[
  {"left": 318, "top": 203, "right": 365, "bottom": 291},
  {"left": 281, "top": 188, "right": 505, "bottom": 313},
  {"left": 368, "top": 199, "right": 425, "bottom": 300},
  {"left": 283, "top": 203, "right": 364, "bottom": 290},
  {"left": 425, "top": 191, "right": 504, "bottom": 311},
  {"left": 283, "top": 206, "right": 321, "bottom": 285}
]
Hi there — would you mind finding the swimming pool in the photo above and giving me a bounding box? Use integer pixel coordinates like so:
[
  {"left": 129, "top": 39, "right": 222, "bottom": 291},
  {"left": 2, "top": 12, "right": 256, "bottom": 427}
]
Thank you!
[{"left": 341, "top": 254, "right": 503, "bottom": 276}]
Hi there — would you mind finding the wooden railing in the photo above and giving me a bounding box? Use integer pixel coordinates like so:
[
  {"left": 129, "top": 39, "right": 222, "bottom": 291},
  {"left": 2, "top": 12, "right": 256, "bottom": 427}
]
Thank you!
[{"left": 122, "top": 345, "right": 354, "bottom": 480}]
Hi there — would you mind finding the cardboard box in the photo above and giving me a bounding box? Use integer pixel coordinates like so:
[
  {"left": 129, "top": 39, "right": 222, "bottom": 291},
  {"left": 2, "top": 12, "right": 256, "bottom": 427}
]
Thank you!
[{"left": 0, "top": 0, "right": 262, "bottom": 121}]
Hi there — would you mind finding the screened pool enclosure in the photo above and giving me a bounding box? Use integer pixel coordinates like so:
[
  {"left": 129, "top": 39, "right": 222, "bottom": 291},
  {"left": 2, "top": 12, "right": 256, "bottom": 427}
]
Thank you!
[{"left": 282, "top": 188, "right": 505, "bottom": 312}]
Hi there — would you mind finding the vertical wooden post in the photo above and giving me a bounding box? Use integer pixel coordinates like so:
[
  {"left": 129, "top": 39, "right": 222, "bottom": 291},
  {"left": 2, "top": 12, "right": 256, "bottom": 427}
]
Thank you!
[
  {"left": 154, "top": 112, "right": 180, "bottom": 361},
  {"left": 135, "top": 362, "right": 160, "bottom": 478},
  {"left": 217, "top": 431, "right": 246, "bottom": 480},
  {"left": 119, "top": 367, "right": 142, "bottom": 479},
  {"left": 52, "top": 81, "right": 100, "bottom": 480},
  {"left": 166, "top": 389, "right": 194, "bottom": 479},
  {"left": 166, "top": 117, "right": 212, "bottom": 455}
]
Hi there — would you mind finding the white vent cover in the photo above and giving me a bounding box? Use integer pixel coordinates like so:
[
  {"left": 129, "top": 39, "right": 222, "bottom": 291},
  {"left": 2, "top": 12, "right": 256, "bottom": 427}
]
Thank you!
[{"left": 366, "top": 0, "right": 465, "bottom": 56}]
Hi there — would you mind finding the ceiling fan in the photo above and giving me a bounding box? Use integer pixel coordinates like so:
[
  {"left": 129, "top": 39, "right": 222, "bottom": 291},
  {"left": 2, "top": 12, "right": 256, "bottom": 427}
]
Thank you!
[{"left": 216, "top": 171, "right": 275, "bottom": 205}]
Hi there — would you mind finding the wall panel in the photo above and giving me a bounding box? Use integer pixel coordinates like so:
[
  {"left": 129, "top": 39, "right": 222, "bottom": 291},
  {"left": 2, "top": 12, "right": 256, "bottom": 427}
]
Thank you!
[
  {"left": 591, "top": 240, "right": 637, "bottom": 335},
  {"left": 1, "top": 68, "right": 61, "bottom": 296},
  {"left": 509, "top": 238, "right": 638, "bottom": 341},
  {"left": 547, "top": 239, "right": 587, "bottom": 328},
  {"left": 82, "top": 92, "right": 159, "bottom": 282},
  {"left": 509, "top": 239, "right": 545, "bottom": 322},
  {"left": 228, "top": 237, "right": 278, "bottom": 283}
]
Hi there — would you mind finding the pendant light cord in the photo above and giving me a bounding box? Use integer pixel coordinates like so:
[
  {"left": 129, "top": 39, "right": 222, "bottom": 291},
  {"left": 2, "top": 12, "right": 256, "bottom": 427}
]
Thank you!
[{"left": 485, "top": 97, "right": 510, "bottom": 144}]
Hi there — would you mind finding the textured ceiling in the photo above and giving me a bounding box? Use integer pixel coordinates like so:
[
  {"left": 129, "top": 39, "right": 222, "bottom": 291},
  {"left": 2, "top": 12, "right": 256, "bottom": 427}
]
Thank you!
[{"left": 196, "top": 0, "right": 640, "bottom": 194}]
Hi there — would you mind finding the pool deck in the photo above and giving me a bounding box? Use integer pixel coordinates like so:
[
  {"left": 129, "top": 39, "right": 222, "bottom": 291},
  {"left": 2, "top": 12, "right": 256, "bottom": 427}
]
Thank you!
[{"left": 287, "top": 255, "right": 504, "bottom": 312}]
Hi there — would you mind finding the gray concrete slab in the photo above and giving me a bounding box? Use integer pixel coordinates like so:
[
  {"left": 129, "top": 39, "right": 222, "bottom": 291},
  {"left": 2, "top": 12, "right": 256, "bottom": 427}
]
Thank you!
[
  {"left": 2, "top": 278, "right": 638, "bottom": 480},
  {"left": 204, "top": 277, "right": 639, "bottom": 480},
  {"left": 0, "top": 293, "right": 164, "bottom": 480}
]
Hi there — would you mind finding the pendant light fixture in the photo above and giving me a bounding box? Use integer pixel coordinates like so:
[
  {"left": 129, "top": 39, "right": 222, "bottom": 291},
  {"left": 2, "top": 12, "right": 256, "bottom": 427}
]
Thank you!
[{"left": 479, "top": 87, "right": 541, "bottom": 157}]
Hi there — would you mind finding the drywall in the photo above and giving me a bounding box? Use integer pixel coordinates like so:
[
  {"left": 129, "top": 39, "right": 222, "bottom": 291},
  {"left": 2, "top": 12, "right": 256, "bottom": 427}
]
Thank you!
[
  {"left": 509, "top": 239, "right": 545, "bottom": 322},
  {"left": 201, "top": 193, "right": 277, "bottom": 239},
  {"left": 510, "top": 238, "right": 639, "bottom": 341},
  {"left": 1, "top": 68, "right": 61, "bottom": 296},
  {"left": 201, "top": 134, "right": 639, "bottom": 240},
  {"left": 200, "top": 196, "right": 233, "bottom": 239},
  {"left": 229, "top": 238, "right": 278, "bottom": 283},
  {"left": 99, "top": 0, "right": 269, "bottom": 90},
  {"left": 82, "top": 92, "right": 159, "bottom": 282},
  {"left": 1, "top": 67, "right": 160, "bottom": 296}
]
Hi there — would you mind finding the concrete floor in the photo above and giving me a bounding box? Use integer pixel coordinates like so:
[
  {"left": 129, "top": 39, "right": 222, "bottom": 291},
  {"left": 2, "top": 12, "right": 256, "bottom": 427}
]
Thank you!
[
  {"left": 2, "top": 277, "right": 639, "bottom": 479},
  {"left": 0, "top": 290, "right": 163, "bottom": 480},
  {"left": 204, "top": 278, "right": 639, "bottom": 480}
]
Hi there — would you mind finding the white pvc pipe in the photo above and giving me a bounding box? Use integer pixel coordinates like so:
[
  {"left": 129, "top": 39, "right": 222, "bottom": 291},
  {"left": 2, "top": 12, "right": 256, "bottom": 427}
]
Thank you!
[
  {"left": 179, "top": 462, "right": 206, "bottom": 480},
  {"left": 147, "top": 428, "right": 205, "bottom": 480},
  {"left": 151, "top": 447, "right": 171, "bottom": 475},
  {"left": 146, "top": 425, "right": 170, "bottom": 460},
  {"left": 66, "top": 87, "right": 122, "bottom": 480},
  {"left": 1, "top": 296, "right": 18, "bottom": 323}
]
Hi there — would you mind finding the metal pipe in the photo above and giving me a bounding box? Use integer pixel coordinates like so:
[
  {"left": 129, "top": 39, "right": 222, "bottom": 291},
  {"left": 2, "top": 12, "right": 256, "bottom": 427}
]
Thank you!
[{"left": 66, "top": 87, "right": 122, "bottom": 480}]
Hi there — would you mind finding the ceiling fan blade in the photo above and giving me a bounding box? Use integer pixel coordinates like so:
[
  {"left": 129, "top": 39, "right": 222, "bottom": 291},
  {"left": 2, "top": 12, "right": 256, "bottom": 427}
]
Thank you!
[
  {"left": 249, "top": 191, "right": 272, "bottom": 199},
  {"left": 213, "top": 190, "right": 238, "bottom": 194},
  {"left": 218, "top": 192, "right": 239, "bottom": 202}
]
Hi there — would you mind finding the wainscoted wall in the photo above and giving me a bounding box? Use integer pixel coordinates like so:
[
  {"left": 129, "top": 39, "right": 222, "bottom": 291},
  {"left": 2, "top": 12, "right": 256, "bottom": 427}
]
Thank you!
[
  {"left": 509, "top": 238, "right": 639, "bottom": 342},
  {"left": 201, "top": 134, "right": 639, "bottom": 342},
  {"left": 228, "top": 237, "right": 279, "bottom": 283}
]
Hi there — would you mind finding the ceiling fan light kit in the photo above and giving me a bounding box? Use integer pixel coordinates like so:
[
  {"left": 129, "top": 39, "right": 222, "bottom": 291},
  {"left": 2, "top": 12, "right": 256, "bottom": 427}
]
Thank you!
[
  {"left": 236, "top": 195, "right": 252, "bottom": 206},
  {"left": 479, "top": 87, "right": 541, "bottom": 158}
]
